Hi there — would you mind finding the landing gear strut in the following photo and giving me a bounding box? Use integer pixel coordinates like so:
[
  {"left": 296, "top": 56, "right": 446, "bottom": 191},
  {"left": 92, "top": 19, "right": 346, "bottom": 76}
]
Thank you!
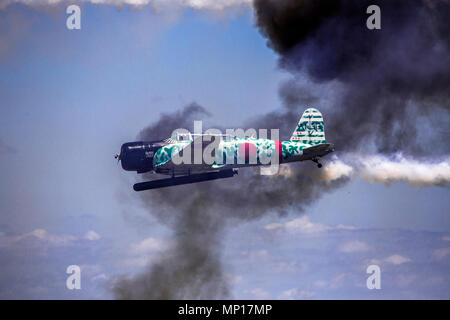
[{"left": 312, "top": 157, "right": 322, "bottom": 168}]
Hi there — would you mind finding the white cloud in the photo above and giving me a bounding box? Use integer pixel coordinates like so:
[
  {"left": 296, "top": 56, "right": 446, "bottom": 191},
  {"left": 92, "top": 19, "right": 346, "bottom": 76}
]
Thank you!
[
  {"left": 273, "top": 261, "right": 305, "bottom": 274},
  {"left": 329, "top": 273, "right": 348, "bottom": 289},
  {"left": 442, "top": 236, "right": 450, "bottom": 242},
  {"left": 91, "top": 273, "right": 109, "bottom": 282},
  {"left": 313, "top": 274, "right": 351, "bottom": 289},
  {"left": 122, "top": 256, "right": 152, "bottom": 268},
  {"left": 0, "top": 229, "right": 76, "bottom": 247},
  {"left": 339, "top": 240, "right": 370, "bottom": 253},
  {"left": 367, "top": 258, "right": 382, "bottom": 265},
  {"left": 384, "top": 254, "right": 411, "bottom": 265},
  {"left": 84, "top": 230, "right": 101, "bottom": 241},
  {"left": 27, "top": 229, "right": 48, "bottom": 240},
  {"left": 0, "top": 229, "right": 103, "bottom": 248},
  {"left": 264, "top": 217, "right": 357, "bottom": 235},
  {"left": 0, "top": 0, "right": 253, "bottom": 11},
  {"left": 285, "top": 217, "right": 329, "bottom": 234},
  {"left": 245, "top": 288, "right": 270, "bottom": 299},
  {"left": 336, "top": 224, "right": 357, "bottom": 230},
  {"left": 130, "top": 236, "right": 166, "bottom": 254},
  {"left": 278, "top": 288, "right": 314, "bottom": 300},
  {"left": 433, "top": 248, "right": 450, "bottom": 260},
  {"left": 367, "top": 254, "right": 411, "bottom": 266},
  {"left": 120, "top": 236, "right": 169, "bottom": 267},
  {"left": 263, "top": 223, "right": 283, "bottom": 231}
]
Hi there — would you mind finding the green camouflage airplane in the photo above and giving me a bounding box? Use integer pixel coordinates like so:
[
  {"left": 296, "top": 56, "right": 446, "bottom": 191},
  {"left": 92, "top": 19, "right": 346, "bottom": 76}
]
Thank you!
[{"left": 116, "top": 108, "right": 334, "bottom": 191}]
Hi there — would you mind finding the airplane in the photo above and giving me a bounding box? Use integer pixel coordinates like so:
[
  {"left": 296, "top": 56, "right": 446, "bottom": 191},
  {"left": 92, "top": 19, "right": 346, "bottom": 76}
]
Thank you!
[{"left": 115, "top": 108, "right": 334, "bottom": 191}]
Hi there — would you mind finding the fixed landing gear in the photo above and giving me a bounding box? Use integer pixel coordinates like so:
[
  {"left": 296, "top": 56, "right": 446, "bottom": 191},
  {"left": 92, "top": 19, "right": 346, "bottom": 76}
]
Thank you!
[{"left": 312, "top": 157, "right": 323, "bottom": 168}]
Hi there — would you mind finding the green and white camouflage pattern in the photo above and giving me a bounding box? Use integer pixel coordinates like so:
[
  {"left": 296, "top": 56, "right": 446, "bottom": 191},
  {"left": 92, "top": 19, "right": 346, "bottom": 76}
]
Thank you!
[
  {"left": 290, "top": 108, "right": 326, "bottom": 145},
  {"left": 153, "top": 139, "right": 190, "bottom": 167},
  {"left": 152, "top": 108, "right": 329, "bottom": 172}
]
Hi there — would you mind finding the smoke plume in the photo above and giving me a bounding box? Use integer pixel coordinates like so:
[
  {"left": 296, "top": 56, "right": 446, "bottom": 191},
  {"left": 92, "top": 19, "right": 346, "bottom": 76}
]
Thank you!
[
  {"left": 254, "top": 0, "right": 450, "bottom": 155},
  {"left": 318, "top": 154, "right": 450, "bottom": 186}
]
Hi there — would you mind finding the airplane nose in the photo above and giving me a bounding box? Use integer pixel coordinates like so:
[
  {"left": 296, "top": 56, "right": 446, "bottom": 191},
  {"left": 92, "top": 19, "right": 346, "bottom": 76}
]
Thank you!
[{"left": 118, "top": 141, "right": 155, "bottom": 173}]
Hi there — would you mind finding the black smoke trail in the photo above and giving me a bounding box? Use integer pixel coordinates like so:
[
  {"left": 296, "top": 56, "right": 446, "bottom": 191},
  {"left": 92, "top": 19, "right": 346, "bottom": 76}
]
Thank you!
[{"left": 112, "top": 103, "right": 347, "bottom": 299}]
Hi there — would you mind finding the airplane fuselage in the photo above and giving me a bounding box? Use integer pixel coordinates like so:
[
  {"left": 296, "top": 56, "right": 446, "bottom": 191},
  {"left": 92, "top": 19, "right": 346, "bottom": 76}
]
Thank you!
[
  {"left": 120, "top": 137, "right": 334, "bottom": 176},
  {"left": 117, "top": 107, "right": 334, "bottom": 190}
]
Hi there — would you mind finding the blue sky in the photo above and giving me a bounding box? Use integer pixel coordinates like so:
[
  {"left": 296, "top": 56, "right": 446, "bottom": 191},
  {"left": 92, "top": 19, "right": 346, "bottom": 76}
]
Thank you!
[{"left": 0, "top": 3, "right": 449, "bottom": 299}]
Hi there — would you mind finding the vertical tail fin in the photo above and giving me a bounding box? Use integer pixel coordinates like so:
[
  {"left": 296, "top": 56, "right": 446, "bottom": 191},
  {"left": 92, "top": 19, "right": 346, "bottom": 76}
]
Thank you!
[{"left": 290, "top": 107, "right": 326, "bottom": 145}]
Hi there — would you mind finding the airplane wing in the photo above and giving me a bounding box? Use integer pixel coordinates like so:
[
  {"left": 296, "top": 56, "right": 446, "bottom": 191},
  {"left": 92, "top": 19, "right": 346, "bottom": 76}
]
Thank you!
[{"left": 154, "top": 134, "right": 226, "bottom": 175}]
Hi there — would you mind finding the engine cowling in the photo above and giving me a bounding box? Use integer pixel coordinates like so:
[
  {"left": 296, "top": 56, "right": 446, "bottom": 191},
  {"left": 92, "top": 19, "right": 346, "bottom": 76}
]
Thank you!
[{"left": 119, "top": 141, "right": 164, "bottom": 173}]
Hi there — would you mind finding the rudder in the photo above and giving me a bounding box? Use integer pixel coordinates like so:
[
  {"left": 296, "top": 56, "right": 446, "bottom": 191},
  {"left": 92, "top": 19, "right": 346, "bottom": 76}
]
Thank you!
[{"left": 290, "top": 108, "right": 326, "bottom": 145}]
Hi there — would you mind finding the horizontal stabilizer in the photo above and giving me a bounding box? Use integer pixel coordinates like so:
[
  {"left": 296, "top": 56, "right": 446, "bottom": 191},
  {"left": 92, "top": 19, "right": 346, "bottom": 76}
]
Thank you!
[{"left": 302, "top": 143, "right": 335, "bottom": 159}]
